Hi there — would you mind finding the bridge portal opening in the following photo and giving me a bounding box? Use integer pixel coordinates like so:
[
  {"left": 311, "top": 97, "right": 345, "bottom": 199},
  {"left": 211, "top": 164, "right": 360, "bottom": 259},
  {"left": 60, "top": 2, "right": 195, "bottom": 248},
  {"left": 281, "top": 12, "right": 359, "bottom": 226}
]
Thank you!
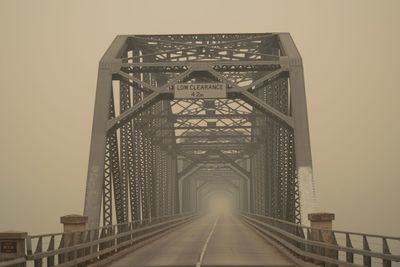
[
  {"left": 84, "top": 33, "right": 315, "bottom": 228},
  {"left": 201, "top": 191, "right": 237, "bottom": 215}
]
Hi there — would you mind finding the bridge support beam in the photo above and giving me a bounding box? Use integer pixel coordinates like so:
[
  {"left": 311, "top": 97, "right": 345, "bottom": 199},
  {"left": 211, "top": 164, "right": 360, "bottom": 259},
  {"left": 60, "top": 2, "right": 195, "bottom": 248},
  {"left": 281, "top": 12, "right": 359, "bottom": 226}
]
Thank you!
[
  {"left": 280, "top": 33, "right": 316, "bottom": 223},
  {"left": 84, "top": 36, "right": 128, "bottom": 228}
]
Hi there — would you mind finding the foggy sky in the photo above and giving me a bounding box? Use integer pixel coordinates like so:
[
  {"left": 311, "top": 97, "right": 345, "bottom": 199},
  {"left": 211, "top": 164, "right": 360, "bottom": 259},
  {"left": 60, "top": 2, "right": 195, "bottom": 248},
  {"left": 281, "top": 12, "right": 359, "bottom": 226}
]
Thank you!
[{"left": 0, "top": 0, "right": 399, "bottom": 236}]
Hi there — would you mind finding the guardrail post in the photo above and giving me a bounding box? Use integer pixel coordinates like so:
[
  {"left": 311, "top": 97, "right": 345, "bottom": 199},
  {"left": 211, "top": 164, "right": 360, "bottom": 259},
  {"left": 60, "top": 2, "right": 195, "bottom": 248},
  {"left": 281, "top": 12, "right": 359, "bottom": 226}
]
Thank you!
[
  {"left": 345, "top": 233, "right": 354, "bottom": 263},
  {"left": 60, "top": 214, "right": 88, "bottom": 245},
  {"left": 60, "top": 214, "right": 88, "bottom": 234},
  {"left": 60, "top": 214, "right": 88, "bottom": 263},
  {"left": 0, "top": 231, "right": 27, "bottom": 267},
  {"left": 308, "top": 213, "right": 336, "bottom": 266},
  {"left": 363, "top": 235, "right": 372, "bottom": 267},
  {"left": 382, "top": 238, "right": 391, "bottom": 267}
]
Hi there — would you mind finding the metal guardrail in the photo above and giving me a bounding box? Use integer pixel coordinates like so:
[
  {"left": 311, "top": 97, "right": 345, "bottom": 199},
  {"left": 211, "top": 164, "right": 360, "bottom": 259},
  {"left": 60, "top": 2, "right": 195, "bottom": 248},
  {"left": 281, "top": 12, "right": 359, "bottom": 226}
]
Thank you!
[
  {"left": 0, "top": 213, "right": 194, "bottom": 267},
  {"left": 2, "top": 212, "right": 397, "bottom": 267},
  {"left": 241, "top": 212, "right": 400, "bottom": 267},
  {"left": 0, "top": 258, "right": 26, "bottom": 267}
]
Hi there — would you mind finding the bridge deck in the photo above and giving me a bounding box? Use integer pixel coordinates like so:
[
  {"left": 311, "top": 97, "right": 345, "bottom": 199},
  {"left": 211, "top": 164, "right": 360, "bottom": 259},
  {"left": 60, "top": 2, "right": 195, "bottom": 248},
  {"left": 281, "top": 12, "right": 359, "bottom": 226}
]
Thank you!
[{"left": 107, "top": 214, "right": 296, "bottom": 267}]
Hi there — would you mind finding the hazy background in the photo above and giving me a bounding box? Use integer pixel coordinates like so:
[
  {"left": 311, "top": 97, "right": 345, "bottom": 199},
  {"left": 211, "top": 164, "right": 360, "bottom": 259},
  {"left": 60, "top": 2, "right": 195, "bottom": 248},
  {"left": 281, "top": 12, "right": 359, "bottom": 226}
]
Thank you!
[{"left": 0, "top": 0, "right": 399, "bottom": 236}]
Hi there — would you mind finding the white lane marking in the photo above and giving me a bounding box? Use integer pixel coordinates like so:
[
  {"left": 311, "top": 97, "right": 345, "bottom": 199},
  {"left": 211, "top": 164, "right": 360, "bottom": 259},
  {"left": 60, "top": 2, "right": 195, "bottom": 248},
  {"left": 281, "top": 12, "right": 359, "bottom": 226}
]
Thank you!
[{"left": 196, "top": 216, "right": 219, "bottom": 267}]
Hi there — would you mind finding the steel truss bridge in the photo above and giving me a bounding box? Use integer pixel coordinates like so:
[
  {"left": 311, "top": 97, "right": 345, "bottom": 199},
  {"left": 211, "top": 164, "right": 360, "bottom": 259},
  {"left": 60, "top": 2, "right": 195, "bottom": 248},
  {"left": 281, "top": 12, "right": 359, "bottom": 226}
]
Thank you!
[
  {"left": 1, "top": 33, "right": 399, "bottom": 267},
  {"left": 84, "top": 32, "right": 313, "bottom": 229}
]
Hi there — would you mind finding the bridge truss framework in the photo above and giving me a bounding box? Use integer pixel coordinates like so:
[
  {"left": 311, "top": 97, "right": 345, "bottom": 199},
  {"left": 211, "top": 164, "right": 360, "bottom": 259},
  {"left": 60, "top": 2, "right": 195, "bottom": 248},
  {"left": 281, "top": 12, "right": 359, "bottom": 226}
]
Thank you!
[{"left": 83, "top": 33, "right": 315, "bottom": 228}]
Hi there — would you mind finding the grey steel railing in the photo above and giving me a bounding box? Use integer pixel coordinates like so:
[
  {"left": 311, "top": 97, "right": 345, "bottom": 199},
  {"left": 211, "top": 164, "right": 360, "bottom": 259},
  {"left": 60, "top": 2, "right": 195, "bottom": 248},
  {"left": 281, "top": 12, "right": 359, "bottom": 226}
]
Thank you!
[
  {"left": 0, "top": 214, "right": 194, "bottom": 267},
  {"left": 0, "top": 258, "right": 26, "bottom": 267},
  {"left": 241, "top": 212, "right": 400, "bottom": 267}
]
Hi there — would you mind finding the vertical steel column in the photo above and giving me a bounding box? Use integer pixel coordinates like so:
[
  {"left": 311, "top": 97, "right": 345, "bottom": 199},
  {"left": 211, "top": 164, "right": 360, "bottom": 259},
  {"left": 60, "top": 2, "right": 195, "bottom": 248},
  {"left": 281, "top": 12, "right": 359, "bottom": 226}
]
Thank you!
[
  {"left": 153, "top": 145, "right": 160, "bottom": 218},
  {"left": 102, "top": 92, "right": 120, "bottom": 225},
  {"left": 171, "top": 151, "right": 179, "bottom": 214},
  {"left": 254, "top": 151, "right": 260, "bottom": 214},
  {"left": 277, "top": 125, "right": 287, "bottom": 219},
  {"left": 286, "top": 128, "right": 299, "bottom": 223},
  {"left": 259, "top": 144, "right": 266, "bottom": 215},
  {"left": 84, "top": 67, "right": 113, "bottom": 228},
  {"left": 143, "top": 136, "right": 153, "bottom": 219},
  {"left": 153, "top": 145, "right": 161, "bottom": 218},
  {"left": 249, "top": 157, "right": 255, "bottom": 213},
  {"left": 166, "top": 151, "right": 179, "bottom": 214},
  {"left": 256, "top": 155, "right": 261, "bottom": 214},
  {"left": 255, "top": 88, "right": 266, "bottom": 216},
  {"left": 279, "top": 33, "right": 315, "bottom": 223},
  {"left": 119, "top": 81, "right": 132, "bottom": 222},
  {"left": 130, "top": 48, "right": 143, "bottom": 222},
  {"left": 84, "top": 36, "right": 128, "bottom": 228},
  {"left": 132, "top": 127, "right": 143, "bottom": 221},
  {"left": 107, "top": 91, "right": 124, "bottom": 224},
  {"left": 102, "top": 129, "right": 112, "bottom": 226},
  {"left": 166, "top": 151, "right": 172, "bottom": 214},
  {"left": 150, "top": 100, "right": 160, "bottom": 218},
  {"left": 109, "top": 127, "right": 124, "bottom": 223},
  {"left": 137, "top": 130, "right": 146, "bottom": 220},
  {"left": 150, "top": 103, "right": 160, "bottom": 219},
  {"left": 141, "top": 71, "right": 152, "bottom": 220},
  {"left": 160, "top": 150, "right": 168, "bottom": 216}
]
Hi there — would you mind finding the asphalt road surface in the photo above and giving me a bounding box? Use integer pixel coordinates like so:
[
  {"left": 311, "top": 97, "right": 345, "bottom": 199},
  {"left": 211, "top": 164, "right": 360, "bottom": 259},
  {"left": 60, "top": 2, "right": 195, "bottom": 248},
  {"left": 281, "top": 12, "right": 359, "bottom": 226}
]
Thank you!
[{"left": 107, "top": 213, "right": 296, "bottom": 267}]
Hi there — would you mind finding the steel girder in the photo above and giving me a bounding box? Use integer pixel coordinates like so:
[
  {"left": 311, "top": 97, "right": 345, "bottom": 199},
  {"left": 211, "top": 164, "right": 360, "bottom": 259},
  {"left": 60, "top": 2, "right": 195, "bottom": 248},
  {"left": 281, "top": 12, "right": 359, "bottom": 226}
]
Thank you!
[{"left": 84, "top": 33, "right": 313, "bottom": 227}]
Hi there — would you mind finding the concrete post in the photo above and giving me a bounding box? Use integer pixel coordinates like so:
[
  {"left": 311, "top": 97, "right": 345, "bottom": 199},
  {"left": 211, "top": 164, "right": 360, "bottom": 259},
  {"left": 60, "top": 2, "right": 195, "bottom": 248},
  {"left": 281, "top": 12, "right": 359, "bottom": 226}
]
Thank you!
[
  {"left": 60, "top": 214, "right": 88, "bottom": 246},
  {"left": 308, "top": 213, "right": 335, "bottom": 242},
  {"left": 60, "top": 214, "right": 88, "bottom": 233},
  {"left": 308, "top": 213, "right": 337, "bottom": 264},
  {"left": 0, "top": 231, "right": 27, "bottom": 267}
]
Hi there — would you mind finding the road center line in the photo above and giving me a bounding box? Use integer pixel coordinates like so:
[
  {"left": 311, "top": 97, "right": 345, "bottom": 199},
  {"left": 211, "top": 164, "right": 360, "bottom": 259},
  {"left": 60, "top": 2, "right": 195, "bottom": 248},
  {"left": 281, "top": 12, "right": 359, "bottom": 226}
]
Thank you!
[{"left": 196, "top": 216, "right": 219, "bottom": 267}]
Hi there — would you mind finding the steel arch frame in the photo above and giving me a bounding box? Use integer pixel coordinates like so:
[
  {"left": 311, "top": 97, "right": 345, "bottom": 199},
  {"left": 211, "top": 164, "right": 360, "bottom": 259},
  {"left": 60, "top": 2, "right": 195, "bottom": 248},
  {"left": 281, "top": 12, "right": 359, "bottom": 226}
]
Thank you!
[{"left": 83, "top": 33, "right": 314, "bottom": 228}]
